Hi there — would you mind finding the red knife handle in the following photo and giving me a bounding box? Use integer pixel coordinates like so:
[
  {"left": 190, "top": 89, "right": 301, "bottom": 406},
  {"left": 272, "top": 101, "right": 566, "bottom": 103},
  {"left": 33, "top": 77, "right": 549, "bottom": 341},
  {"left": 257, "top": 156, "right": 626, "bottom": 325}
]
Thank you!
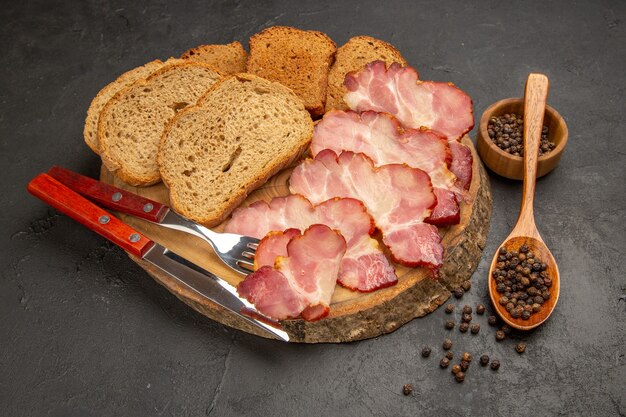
[
  {"left": 27, "top": 173, "right": 155, "bottom": 258},
  {"left": 47, "top": 166, "right": 168, "bottom": 222}
]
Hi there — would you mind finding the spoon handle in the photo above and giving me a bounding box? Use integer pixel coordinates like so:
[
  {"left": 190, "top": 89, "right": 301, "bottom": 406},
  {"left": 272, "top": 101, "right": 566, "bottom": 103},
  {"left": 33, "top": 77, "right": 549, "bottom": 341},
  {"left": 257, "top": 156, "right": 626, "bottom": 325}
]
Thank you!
[{"left": 514, "top": 73, "right": 549, "bottom": 238}]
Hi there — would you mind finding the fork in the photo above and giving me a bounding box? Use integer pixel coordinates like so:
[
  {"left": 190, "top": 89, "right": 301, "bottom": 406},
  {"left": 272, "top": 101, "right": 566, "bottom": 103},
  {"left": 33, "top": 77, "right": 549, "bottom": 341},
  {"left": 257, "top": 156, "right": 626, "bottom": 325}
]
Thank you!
[{"left": 47, "top": 166, "right": 259, "bottom": 275}]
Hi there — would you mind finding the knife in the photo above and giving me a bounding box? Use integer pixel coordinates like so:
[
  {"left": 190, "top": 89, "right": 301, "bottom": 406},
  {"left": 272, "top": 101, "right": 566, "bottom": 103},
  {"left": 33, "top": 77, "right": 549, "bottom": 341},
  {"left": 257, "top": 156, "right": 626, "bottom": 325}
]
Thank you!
[{"left": 27, "top": 173, "right": 289, "bottom": 342}]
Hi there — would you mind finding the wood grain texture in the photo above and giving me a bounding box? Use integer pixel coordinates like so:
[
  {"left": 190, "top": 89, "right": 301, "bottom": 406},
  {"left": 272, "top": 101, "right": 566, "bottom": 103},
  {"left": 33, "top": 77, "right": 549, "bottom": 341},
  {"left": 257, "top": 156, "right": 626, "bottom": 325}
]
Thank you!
[
  {"left": 100, "top": 136, "right": 492, "bottom": 343},
  {"left": 476, "top": 98, "right": 568, "bottom": 180},
  {"left": 487, "top": 74, "right": 560, "bottom": 331}
]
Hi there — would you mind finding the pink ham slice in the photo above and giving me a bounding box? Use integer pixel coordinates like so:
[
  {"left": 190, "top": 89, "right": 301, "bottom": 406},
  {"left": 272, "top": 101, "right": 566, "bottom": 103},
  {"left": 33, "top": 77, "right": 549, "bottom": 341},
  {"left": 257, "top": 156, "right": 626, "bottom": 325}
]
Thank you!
[
  {"left": 343, "top": 60, "right": 474, "bottom": 189},
  {"left": 312, "top": 110, "right": 462, "bottom": 225},
  {"left": 289, "top": 150, "right": 443, "bottom": 270},
  {"left": 224, "top": 195, "right": 397, "bottom": 292},
  {"left": 237, "top": 224, "right": 346, "bottom": 321}
]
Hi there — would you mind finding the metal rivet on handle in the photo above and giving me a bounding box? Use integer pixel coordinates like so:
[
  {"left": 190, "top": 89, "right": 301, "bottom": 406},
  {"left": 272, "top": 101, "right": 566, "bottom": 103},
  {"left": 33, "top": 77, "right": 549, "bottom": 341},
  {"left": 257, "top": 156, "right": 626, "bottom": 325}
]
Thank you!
[
  {"left": 143, "top": 203, "right": 154, "bottom": 213},
  {"left": 129, "top": 233, "right": 140, "bottom": 243},
  {"left": 112, "top": 192, "right": 122, "bottom": 202},
  {"left": 98, "top": 215, "right": 110, "bottom": 224}
]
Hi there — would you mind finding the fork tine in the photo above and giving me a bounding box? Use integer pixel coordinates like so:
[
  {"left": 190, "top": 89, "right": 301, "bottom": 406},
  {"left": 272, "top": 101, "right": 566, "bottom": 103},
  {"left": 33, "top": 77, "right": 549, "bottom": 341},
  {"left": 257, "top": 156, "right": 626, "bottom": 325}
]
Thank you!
[{"left": 242, "top": 251, "right": 255, "bottom": 260}]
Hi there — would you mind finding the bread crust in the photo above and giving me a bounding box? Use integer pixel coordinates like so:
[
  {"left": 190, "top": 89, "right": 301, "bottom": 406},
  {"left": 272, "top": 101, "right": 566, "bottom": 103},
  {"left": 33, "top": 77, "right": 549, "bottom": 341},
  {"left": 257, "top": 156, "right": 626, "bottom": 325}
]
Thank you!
[
  {"left": 180, "top": 41, "right": 248, "bottom": 74},
  {"left": 158, "top": 73, "right": 313, "bottom": 226},
  {"left": 97, "top": 61, "right": 223, "bottom": 186},
  {"left": 247, "top": 26, "right": 336, "bottom": 117}
]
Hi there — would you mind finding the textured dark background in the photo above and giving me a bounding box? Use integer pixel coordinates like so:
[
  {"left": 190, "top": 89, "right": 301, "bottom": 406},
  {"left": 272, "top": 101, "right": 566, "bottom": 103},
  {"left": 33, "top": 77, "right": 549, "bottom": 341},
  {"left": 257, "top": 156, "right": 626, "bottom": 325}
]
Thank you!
[{"left": 1, "top": 1, "right": 625, "bottom": 416}]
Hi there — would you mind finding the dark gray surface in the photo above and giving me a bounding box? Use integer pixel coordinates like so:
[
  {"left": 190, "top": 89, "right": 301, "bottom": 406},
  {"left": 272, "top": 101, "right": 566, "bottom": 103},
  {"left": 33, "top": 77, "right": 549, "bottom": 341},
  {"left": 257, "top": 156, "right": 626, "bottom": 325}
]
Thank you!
[{"left": 1, "top": 1, "right": 625, "bottom": 416}]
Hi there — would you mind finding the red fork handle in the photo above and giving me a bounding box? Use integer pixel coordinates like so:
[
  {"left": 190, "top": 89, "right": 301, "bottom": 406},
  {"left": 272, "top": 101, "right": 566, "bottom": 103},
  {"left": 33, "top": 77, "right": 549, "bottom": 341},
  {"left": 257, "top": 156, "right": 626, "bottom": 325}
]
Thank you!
[
  {"left": 47, "top": 166, "right": 168, "bottom": 222},
  {"left": 27, "top": 173, "right": 155, "bottom": 258}
]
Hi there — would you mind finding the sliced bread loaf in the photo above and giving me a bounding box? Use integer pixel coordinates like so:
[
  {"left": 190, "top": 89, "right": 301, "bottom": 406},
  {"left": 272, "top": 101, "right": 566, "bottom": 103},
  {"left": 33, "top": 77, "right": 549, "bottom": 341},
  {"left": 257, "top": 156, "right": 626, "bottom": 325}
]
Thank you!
[
  {"left": 325, "top": 36, "right": 407, "bottom": 112},
  {"left": 98, "top": 62, "right": 222, "bottom": 186},
  {"left": 180, "top": 41, "right": 248, "bottom": 74},
  {"left": 83, "top": 59, "right": 168, "bottom": 154},
  {"left": 158, "top": 73, "right": 313, "bottom": 227},
  {"left": 247, "top": 26, "right": 336, "bottom": 117}
]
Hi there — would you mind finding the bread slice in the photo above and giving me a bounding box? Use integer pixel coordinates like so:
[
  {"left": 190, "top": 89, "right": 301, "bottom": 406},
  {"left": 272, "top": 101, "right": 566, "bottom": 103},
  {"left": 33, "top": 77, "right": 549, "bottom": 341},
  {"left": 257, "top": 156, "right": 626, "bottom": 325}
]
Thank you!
[
  {"left": 83, "top": 59, "right": 168, "bottom": 154},
  {"left": 326, "top": 36, "right": 407, "bottom": 112},
  {"left": 247, "top": 26, "right": 336, "bottom": 117},
  {"left": 180, "top": 41, "right": 248, "bottom": 74},
  {"left": 98, "top": 62, "right": 222, "bottom": 186},
  {"left": 158, "top": 73, "right": 313, "bottom": 227}
]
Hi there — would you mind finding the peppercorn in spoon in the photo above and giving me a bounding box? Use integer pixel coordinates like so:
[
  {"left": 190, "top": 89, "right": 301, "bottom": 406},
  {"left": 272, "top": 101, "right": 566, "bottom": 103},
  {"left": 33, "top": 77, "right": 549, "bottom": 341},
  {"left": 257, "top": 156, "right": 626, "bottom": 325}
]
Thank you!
[{"left": 487, "top": 73, "right": 560, "bottom": 330}]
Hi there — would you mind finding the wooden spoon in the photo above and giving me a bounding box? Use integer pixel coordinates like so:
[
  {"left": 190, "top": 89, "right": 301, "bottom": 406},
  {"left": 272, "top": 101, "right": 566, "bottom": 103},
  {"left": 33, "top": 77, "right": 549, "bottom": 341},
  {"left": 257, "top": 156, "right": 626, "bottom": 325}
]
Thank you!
[{"left": 487, "top": 73, "right": 560, "bottom": 330}]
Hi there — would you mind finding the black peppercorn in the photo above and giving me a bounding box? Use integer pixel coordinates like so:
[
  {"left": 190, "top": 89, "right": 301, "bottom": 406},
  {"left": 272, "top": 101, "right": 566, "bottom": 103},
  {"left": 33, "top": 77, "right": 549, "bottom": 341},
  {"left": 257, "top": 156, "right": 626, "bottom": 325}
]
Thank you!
[
  {"left": 440, "top": 357, "right": 450, "bottom": 368},
  {"left": 445, "top": 320, "right": 455, "bottom": 330},
  {"left": 454, "top": 287, "right": 464, "bottom": 299},
  {"left": 500, "top": 324, "right": 512, "bottom": 335},
  {"left": 403, "top": 383, "right": 413, "bottom": 395},
  {"left": 470, "top": 323, "right": 480, "bottom": 334},
  {"left": 461, "top": 280, "right": 471, "bottom": 291},
  {"left": 462, "top": 305, "right": 472, "bottom": 314},
  {"left": 445, "top": 304, "right": 454, "bottom": 314},
  {"left": 460, "top": 360, "right": 469, "bottom": 372},
  {"left": 521, "top": 310, "right": 531, "bottom": 320},
  {"left": 451, "top": 364, "right": 461, "bottom": 374},
  {"left": 495, "top": 330, "right": 506, "bottom": 341},
  {"left": 445, "top": 351, "right": 453, "bottom": 360},
  {"left": 461, "top": 352, "right": 472, "bottom": 362},
  {"left": 516, "top": 343, "right": 526, "bottom": 354},
  {"left": 488, "top": 315, "right": 498, "bottom": 326},
  {"left": 459, "top": 322, "right": 469, "bottom": 333},
  {"left": 490, "top": 360, "right": 500, "bottom": 370},
  {"left": 455, "top": 371, "right": 465, "bottom": 383},
  {"left": 480, "top": 355, "right": 489, "bottom": 366},
  {"left": 421, "top": 347, "right": 431, "bottom": 358},
  {"left": 443, "top": 339, "right": 453, "bottom": 350},
  {"left": 476, "top": 304, "right": 485, "bottom": 315},
  {"left": 462, "top": 313, "right": 472, "bottom": 323}
]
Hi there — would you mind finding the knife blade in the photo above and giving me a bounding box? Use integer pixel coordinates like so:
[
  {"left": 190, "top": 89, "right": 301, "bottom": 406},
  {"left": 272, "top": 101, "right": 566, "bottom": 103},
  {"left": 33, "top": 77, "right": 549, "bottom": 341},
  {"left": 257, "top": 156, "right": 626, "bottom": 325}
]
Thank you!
[{"left": 27, "top": 173, "right": 289, "bottom": 342}]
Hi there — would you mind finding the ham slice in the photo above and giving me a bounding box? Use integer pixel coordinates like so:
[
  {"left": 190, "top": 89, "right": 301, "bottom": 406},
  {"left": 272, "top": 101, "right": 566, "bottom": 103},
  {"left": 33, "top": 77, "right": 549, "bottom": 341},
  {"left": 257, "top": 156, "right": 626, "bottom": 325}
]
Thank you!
[
  {"left": 289, "top": 150, "right": 443, "bottom": 269},
  {"left": 312, "top": 110, "right": 462, "bottom": 225},
  {"left": 343, "top": 60, "right": 474, "bottom": 189},
  {"left": 224, "top": 195, "right": 397, "bottom": 292},
  {"left": 237, "top": 224, "right": 346, "bottom": 321}
]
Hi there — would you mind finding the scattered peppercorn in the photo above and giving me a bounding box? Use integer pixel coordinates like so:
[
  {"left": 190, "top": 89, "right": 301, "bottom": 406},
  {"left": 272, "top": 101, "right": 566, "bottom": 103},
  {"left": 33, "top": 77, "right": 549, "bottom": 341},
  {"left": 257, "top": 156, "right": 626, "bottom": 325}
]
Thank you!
[
  {"left": 461, "top": 280, "right": 472, "bottom": 291},
  {"left": 440, "top": 357, "right": 450, "bottom": 368},
  {"left": 445, "top": 304, "right": 455, "bottom": 314},
  {"left": 470, "top": 323, "right": 480, "bottom": 334},
  {"left": 459, "top": 322, "right": 469, "bottom": 333},
  {"left": 460, "top": 360, "right": 470, "bottom": 372},
  {"left": 462, "top": 305, "right": 472, "bottom": 314},
  {"left": 462, "top": 313, "right": 472, "bottom": 323},
  {"left": 500, "top": 325, "right": 512, "bottom": 335},
  {"left": 421, "top": 347, "right": 432, "bottom": 358},
  {"left": 451, "top": 364, "right": 461, "bottom": 375},
  {"left": 461, "top": 352, "right": 472, "bottom": 362},
  {"left": 516, "top": 343, "right": 526, "bottom": 354},
  {"left": 454, "top": 287, "right": 464, "bottom": 299},
  {"left": 487, "top": 113, "right": 555, "bottom": 157},
  {"left": 476, "top": 304, "right": 485, "bottom": 315},
  {"left": 488, "top": 315, "right": 498, "bottom": 326},
  {"left": 403, "top": 383, "right": 413, "bottom": 395},
  {"left": 445, "top": 320, "right": 455, "bottom": 330},
  {"left": 495, "top": 330, "right": 506, "bottom": 341},
  {"left": 445, "top": 351, "right": 453, "bottom": 360},
  {"left": 490, "top": 360, "right": 501, "bottom": 370},
  {"left": 443, "top": 339, "right": 453, "bottom": 350},
  {"left": 480, "top": 355, "right": 490, "bottom": 366},
  {"left": 455, "top": 371, "right": 465, "bottom": 383}
]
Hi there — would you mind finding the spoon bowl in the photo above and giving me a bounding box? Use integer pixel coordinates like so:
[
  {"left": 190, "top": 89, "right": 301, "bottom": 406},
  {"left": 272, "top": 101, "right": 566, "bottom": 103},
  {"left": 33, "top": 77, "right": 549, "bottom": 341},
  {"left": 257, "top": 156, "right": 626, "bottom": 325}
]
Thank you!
[
  {"left": 488, "top": 236, "right": 560, "bottom": 330},
  {"left": 487, "top": 73, "right": 561, "bottom": 330}
]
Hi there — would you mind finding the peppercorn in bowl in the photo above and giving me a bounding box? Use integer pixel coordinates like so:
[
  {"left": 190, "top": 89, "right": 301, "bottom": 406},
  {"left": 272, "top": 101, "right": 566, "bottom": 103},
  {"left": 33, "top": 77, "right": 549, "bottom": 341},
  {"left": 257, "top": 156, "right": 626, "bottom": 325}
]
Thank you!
[{"left": 476, "top": 98, "right": 568, "bottom": 180}]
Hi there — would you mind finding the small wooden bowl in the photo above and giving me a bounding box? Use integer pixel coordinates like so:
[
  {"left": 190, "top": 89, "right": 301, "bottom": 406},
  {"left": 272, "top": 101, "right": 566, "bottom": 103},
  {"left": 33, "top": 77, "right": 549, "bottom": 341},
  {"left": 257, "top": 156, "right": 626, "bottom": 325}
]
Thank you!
[{"left": 476, "top": 98, "right": 568, "bottom": 180}]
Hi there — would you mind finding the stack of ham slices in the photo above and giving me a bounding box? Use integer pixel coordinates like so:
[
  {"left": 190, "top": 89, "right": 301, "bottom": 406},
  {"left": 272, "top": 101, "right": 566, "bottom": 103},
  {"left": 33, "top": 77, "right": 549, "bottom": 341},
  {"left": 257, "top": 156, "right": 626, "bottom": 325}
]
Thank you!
[{"left": 225, "top": 60, "right": 474, "bottom": 322}]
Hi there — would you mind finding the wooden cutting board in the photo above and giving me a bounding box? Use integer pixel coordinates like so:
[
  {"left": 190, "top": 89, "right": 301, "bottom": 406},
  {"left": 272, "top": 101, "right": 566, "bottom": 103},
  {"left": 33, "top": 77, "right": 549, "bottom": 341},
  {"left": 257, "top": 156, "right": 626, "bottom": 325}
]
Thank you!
[{"left": 100, "top": 136, "right": 492, "bottom": 343}]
